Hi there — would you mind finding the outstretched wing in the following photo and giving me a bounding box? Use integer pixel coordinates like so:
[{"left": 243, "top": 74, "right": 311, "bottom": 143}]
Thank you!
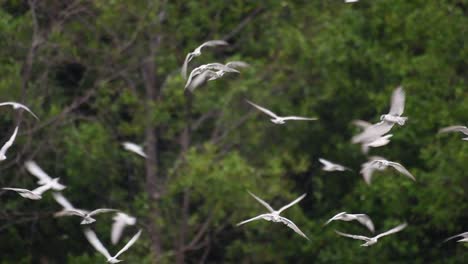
[
  {"left": 0, "top": 102, "right": 39, "bottom": 120},
  {"left": 245, "top": 100, "right": 279, "bottom": 119},
  {"left": 52, "top": 192, "right": 76, "bottom": 210},
  {"left": 114, "top": 229, "right": 142, "bottom": 259},
  {"left": 2, "top": 187, "right": 29, "bottom": 193},
  {"left": 225, "top": 61, "right": 250, "bottom": 69},
  {"left": 352, "top": 121, "right": 394, "bottom": 144},
  {"left": 196, "top": 40, "right": 228, "bottom": 53},
  {"left": 247, "top": 191, "right": 275, "bottom": 213},
  {"left": 181, "top": 53, "right": 193, "bottom": 79},
  {"left": 354, "top": 214, "right": 375, "bottom": 233},
  {"left": 280, "top": 217, "right": 309, "bottom": 240},
  {"left": 236, "top": 214, "right": 269, "bottom": 226},
  {"left": 83, "top": 228, "right": 112, "bottom": 260},
  {"left": 25, "top": 160, "right": 52, "bottom": 184},
  {"left": 89, "top": 208, "right": 118, "bottom": 217},
  {"left": 443, "top": 232, "right": 468, "bottom": 243},
  {"left": 375, "top": 222, "right": 407, "bottom": 239},
  {"left": 360, "top": 162, "right": 376, "bottom": 185},
  {"left": 282, "top": 116, "right": 318, "bottom": 121},
  {"left": 111, "top": 213, "right": 136, "bottom": 245},
  {"left": 324, "top": 212, "right": 347, "bottom": 225},
  {"left": 0, "top": 126, "right": 18, "bottom": 156},
  {"left": 58, "top": 209, "right": 86, "bottom": 217},
  {"left": 388, "top": 162, "right": 416, "bottom": 181},
  {"left": 388, "top": 86, "right": 405, "bottom": 116},
  {"left": 277, "top": 193, "right": 306, "bottom": 214},
  {"left": 335, "top": 230, "right": 370, "bottom": 241},
  {"left": 438, "top": 125, "right": 468, "bottom": 135}
]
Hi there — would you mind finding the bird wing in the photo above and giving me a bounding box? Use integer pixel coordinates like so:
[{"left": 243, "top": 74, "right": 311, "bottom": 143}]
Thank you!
[
  {"left": 122, "top": 142, "right": 147, "bottom": 158},
  {"left": 277, "top": 193, "right": 306, "bottom": 214},
  {"left": 225, "top": 61, "right": 250, "bottom": 69},
  {"left": 89, "top": 208, "right": 118, "bottom": 216},
  {"left": 388, "top": 162, "right": 416, "bottom": 181},
  {"left": 236, "top": 214, "right": 270, "bottom": 226},
  {"left": 111, "top": 216, "right": 127, "bottom": 245},
  {"left": 59, "top": 209, "right": 86, "bottom": 217},
  {"left": 318, "top": 158, "right": 334, "bottom": 168},
  {"left": 0, "top": 126, "right": 18, "bottom": 156},
  {"left": 247, "top": 191, "right": 275, "bottom": 213},
  {"left": 186, "top": 70, "right": 216, "bottom": 92},
  {"left": 52, "top": 192, "right": 75, "bottom": 210},
  {"left": 388, "top": 86, "right": 405, "bottom": 116},
  {"left": 443, "top": 232, "right": 468, "bottom": 243},
  {"left": 352, "top": 121, "right": 394, "bottom": 144},
  {"left": 245, "top": 100, "right": 279, "bottom": 119},
  {"left": 280, "top": 217, "right": 309, "bottom": 240},
  {"left": 83, "top": 228, "right": 112, "bottom": 259},
  {"left": 2, "top": 187, "right": 30, "bottom": 193},
  {"left": 181, "top": 53, "right": 193, "bottom": 80},
  {"left": 352, "top": 120, "right": 372, "bottom": 129},
  {"left": 114, "top": 229, "right": 142, "bottom": 259},
  {"left": 282, "top": 116, "right": 318, "bottom": 121},
  {"left": 24, "top": 160, "right": 53, "bottom": 184},
  {"left": 360, "top": 162, "right": 376, "bottom": 185},
  {"left": 32, "top": 183, "right": 54, "bottom": 195},
  {"left": 438, "top": 125, "right": 468, "bottom": 135},
  {"left": 324, "top": 212, "right": 347, "bottom": 225},
  {"left": 375, "top": 222, "right": 407, "bottom": 239},
  {"left": 196, "top": 40, "right": 228, "bottom": 53},
  {"left": 354, "top": 214, "right": 375, "bottom": 233},
  {"left": 335, "top": 230, "right": 370, "bottom": 241},
  {"left": 0, "top": 102, "right": 39, "bottom": 120}
]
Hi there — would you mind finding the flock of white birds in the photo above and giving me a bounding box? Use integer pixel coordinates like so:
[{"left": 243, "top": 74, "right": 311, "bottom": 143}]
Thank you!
[{"left": 1, "top": 2, "right": 467, "bottom": 261}]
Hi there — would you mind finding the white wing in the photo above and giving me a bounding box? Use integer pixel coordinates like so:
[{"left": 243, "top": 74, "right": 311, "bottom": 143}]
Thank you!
[
  {"left": 52, "top": 192, "right": 75, "bottom": 210},
  {"left": 0, "top": 126, "right": 18, "bottom": 156},
  {"left": 0, "top": 102, "right": 39, "bottom": 120},
  {"left": 186, "top": 70, "right": 217, "bottom": 92},
  {"left": 352, "top": 121, "right": 394, "bottom": 144},
  {"left": 25, "top": 160, "right": 52, "bottom": 184},
  {"left": 181, "top": 53, "right": 193, "bottom": 80},
  {"left": 2, "top": 187, "right": 31, "bottom": 193},
  {"left": 31, "top": 183, "right": 53, "bottom": 195},
  {"left": 387, "top": 162, "right": 416, "bottom": 181},
  {"left": 375, "top": 222, "right": 407, "bottom": 239},
  {"left": 360, "top": 162, "right": 376, "bottom": 185},
  {"left": 114, "top": 229, "right": 142, "bottom": 259},
  {"left": 247, "top": 191, "right": 275, "bottom": 213},
  {"left": 319, "top": 158, "right": 334, "bottom": 168},
  {"left": 443, "top": 232, "right": 468, "bottom": 243},
  {"left": 438, "top": 125, "right": 468, "bottom": 135},
  {"left": 388, "top": 86, "right": 405, "bottom": 116},
  {"left": 83, "top": 228, "right": 112, "bottom": 260},
  {"left": 122, "top": 142, "right": 147, "bottom": 158},
  {"left": 277, "top": 193, "right": 306, "bottom": 214},
  {"left": 58, "top": 209, "right": 86, "bottom": 217},
  {"left": 236, "top": 214, "right": 270, "bottom": 226},
  {"left": 280, "top": 217, "right": 309, "bottom": 240},
  {"left": 335, "top": 230, "right": 370, "bottom": 241},
  {"left": 111, "top": 213, "right": 136, "bottom": 245},
  {"left": 324, "top": 212, "right": 347, "bottom": 225},
  {"left": 225, "top": 61, "right": 250, "bottom": 69},
  {"left": 88, "top": 208, "right": 118, "bottom": 217},
  {"left": 245, "top": 100, "right": 279, "bottom": 119},
  {"left": 282, "top": 116, "right": 318, "bottom": 121},
  {"left": 194, "top": 40, "right": 228, "bottom": 53},
  {"left": 354, "top": 214, "right": 375, "bottom": 233}
]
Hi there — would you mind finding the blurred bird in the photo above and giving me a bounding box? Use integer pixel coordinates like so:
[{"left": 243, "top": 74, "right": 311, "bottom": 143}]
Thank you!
[
  {"left": 324, "top": 212, "right": 374, "bottom": 233},
  {"left": 352, "top": 86, "right": 407, "bottom": 144},
  {"left": 319, "top": 158, "right": 351, "bottom": 172},
  {"left": 237, "top": 191, "right": 309, "bottom": 240},
  {"left": 56, "top": 208, "right": 118, "bottom": 225},
  {"left": 345, "top": 0, "right": 359, "bottom": 3},
  {"left": 0, "top": 101, "right": 39, "bottom": 120},
  {"left": 0, "top": 126, "right": 19, "bottom": 161},
  {"left": 443, "top": 232, "right": 468, "bottom": 243},
  {"left": 52, "top": 192, "right": 89, "bottom": 216},
  {"left": 246, "top": 100, "right": 317, "bottom": 125},
  {"left": 181, "top": 40, "right": 228, "bottom": 79},
  {"left": 335, "top": 222, "right": 407, "bottom": 246},
  {"left": 207, "top": 61, "right": 250, "bottom": 80},
  {"left": 185, "top": 63, "right": 239, "bottom": 90},
  {"left": 438, "top": 125, "right": 468, "bottom": 141},
  {"left": 25, "top": 160, "right": 66, "bottom": 191},
  {"left": 84, "top": 228, "right": 142, "bottom": 263},
  {"left": 111, "top": 213, "right": 137, "bottom": 245},
  {"left": 122, "top": 142, "right": 147, "bottom": 158},
  {"left": 2, "top": 179, "right": 58, "bottom": 200},
  {"left": 361, "top": 134, "right": 393, "bottom": 154},
  {"left": 360, "top": 157, "right": 415, "bottom": 185}
]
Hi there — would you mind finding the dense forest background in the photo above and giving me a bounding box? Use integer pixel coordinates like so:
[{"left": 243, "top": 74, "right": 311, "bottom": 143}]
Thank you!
[{"left": 0, "top": 0, "right": 467, "bottom": 263}]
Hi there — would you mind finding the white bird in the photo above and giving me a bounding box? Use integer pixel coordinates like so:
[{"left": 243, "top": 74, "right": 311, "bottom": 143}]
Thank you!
[
  {"left": 2, "top": 179, "right": 58, "bottom": 200},
  {"left": 319, "top": 158, "right": 351, "bottom": 172},
  {"left": 360, "top": 158, "right": 415, "bottom": 185},
  {"left": 237, "top": 191, "right": 309, "bottom": 240},
  {"left": 335, "top": 222, "right": 407, "bottom": 247},
  {"left": 185, "top": 63, "right": 239, "bottom": 90},
  {"left": 111, "top": 212, "right": 137, "bottom": 245},
  {"left": 443, "top": 232, "right": 468, "bottom": 243},
  {"left": 345, "top": 0, "right": 359, "bottom": 3},
  {"left": 439, "top": 125, "right": 468, "bottom": 141},
  {"left": 324, "top": 212, "right": 375, "bottom": 233},
  {"left": 0, "top": 126, "right": 18, "bottom": 161},
  {"left": 52, "top": 192, "right": 89, "bottom": 216},
  {"left": 56, "top": 208, "right": 118, "bottom": 225},
  {"left": 122, "top": 142, "right": 147, "bottom": 158},
  {"left": 207, "top": 61, "right": 250, "bottom": 81},
  {"left": 0, "top": 101, "right": 39, "bottom": 120},
  {"left": 361, "top": 134, "right": 393, "bottom": 154},
  {"left": 246, "top": 100, "right": 317, "bottom": 125},
  {"left": 181, "top": 40, "right": 228, "bottom": 79},
  {"left": 24, "top": 160, "right": 66, "bottom": 191},
  {"left": 84, "top": 228, "right": 142, "bottom": 263},
  {"left": 352, "top": 86, "right": 407, "bottom": 144}
]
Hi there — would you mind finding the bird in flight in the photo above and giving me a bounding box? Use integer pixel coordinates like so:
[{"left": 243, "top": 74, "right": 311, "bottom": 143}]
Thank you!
[
  {"left": 0, "top": 101, "right": 39, "bottom": 120},
  {"left": 324, "top": 212, "right": 374, "bottom": 233},
  {"left": 361, "top": 134, "right": 393, "bottom": 154},
  {"left": 237, "top": 191, "right": 309, "bottom": 240},
  {"left": 246, "top": 100, "right": 317, "bottom": 125},
  {"left": 184, "top": 63, "right": 240, "bottom": 91},
  {"left": 438, "top": 125, "right": 468, "bottom": 141},
  {"left": 181, "top": 40, "right": 228, "bottom": 79},
  {"left": 56, "top": 208, "right": 118, "bottom": 225},
  {"left": 2, "top": 179, "right": 58, "bottom": 200},
  {"left": 335, "top": 222, "right": 407, "bottom": 246},
  {"left": 111, "top": 212, "right": 137, "bottom": 245},
  {"left": 52, "top": 192, "right": 89, "bottom": 216},
  {"left": 84, "top": 228, "right": 142, "bottom": 263},
  {"left": 443, "top": 232, "right": 468, "bottom": 243},
  {"left": 122, "top": 142, "right": 147, "bottom": 158},
  {"left": 319, "top": 158, "right": 351, "bottom": 172},
  {"left": 360, "top": 157, "right": 415, "bottom": 185},
  {"left": 352, "top": 86, "right": 407, "bottom": 144},
  {"left": 24, "top": 160, "right": 66, "bottom": 191},
  {"left": 0, "top": 126, "right": 19, "bottom": 161}
]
